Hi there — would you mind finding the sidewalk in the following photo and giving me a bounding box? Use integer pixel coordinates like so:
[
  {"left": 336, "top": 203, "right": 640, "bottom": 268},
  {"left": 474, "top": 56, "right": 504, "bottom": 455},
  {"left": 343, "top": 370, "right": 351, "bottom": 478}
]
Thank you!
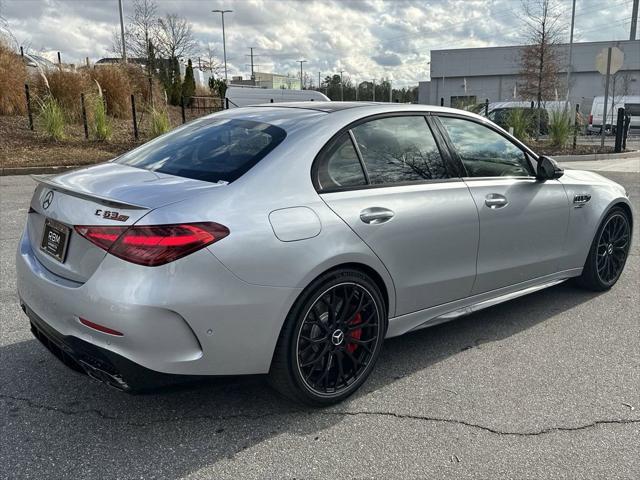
[{"left": 559, "top": 156, "right": 640, "bottom": 173}]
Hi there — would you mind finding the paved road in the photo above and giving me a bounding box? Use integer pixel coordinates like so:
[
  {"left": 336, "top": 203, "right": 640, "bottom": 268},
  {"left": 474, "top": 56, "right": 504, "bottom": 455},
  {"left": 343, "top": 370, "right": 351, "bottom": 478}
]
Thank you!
[
  {"left": 1, "top": 167, "right": 639, "bottom": 479},
  {"left": 560, "top": 157, "right": 640, "bottom": 173}
]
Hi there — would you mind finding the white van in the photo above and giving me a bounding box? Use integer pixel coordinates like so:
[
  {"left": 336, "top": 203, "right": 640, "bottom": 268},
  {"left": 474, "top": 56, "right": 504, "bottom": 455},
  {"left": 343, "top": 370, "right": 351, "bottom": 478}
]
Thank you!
[
  {"left": 587, "top": 95, "right": 640, "bottom": 134},
  {"left": 225, "top": 86, "right": 330, "bottom": 108}
]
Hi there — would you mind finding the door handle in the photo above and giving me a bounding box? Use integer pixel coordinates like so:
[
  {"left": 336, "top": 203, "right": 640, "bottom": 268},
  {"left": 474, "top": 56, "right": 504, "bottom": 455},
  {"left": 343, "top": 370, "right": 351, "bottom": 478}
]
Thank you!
[
  {"left": 360, "top": 207, "right": 395, "bottom": 224},
  {"left": 485, "top": 193, "right": 508, "bottom": 209}
]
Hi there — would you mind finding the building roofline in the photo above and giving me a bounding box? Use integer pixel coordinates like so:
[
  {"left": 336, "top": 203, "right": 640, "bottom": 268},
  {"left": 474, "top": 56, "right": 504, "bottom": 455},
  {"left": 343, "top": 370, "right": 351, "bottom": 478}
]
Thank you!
[{"left": 431, "top": 38, "right": 639, "bottom": 55}]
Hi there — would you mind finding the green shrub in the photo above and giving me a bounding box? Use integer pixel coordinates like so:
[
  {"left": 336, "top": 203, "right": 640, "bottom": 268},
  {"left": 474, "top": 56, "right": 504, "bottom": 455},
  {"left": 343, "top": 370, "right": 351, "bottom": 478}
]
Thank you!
[
  {"left": 548, "top": 109, "right": 572, "bottom": 147},
  {"left": 37, "top": 96, "right": 65, "bottom": 141},
  {"left": 92, "top": 95, "right": 112, "bottom": 141},
  {"left": 506, "top": 108, "right": 532, "bottom": 141},
  {"left": 149, "top": 107, "right": 170, "bottom": 138}
]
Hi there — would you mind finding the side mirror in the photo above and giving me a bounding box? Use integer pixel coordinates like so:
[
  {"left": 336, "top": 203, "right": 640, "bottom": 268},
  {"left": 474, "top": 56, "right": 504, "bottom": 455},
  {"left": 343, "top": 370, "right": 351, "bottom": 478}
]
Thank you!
[{"left": 537, "top": 156, "right": 564, "bottom": 180}]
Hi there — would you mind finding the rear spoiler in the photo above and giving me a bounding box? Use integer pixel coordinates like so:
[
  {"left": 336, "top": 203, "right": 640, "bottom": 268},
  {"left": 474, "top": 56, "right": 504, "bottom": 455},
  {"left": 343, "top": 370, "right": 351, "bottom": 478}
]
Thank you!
[{"left": 31, "top": 175, "right": 148, "bottom": 210}]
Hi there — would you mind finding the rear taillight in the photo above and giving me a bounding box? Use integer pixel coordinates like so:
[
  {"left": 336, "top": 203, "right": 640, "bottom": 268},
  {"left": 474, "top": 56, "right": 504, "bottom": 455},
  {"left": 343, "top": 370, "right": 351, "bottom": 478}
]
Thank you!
[
  {"left": 75, "top": 222, "right": 229, "bottom": 266},
  {"left": 589, "top": 114, "right": 593, "bottom": 125}
]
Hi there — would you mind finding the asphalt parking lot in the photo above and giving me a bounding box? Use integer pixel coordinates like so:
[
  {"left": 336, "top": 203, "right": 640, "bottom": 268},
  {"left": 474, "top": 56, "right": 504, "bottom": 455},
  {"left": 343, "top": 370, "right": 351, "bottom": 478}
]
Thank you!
[{"left": 1, "top": 164, "right": 638, "bottom": 479}]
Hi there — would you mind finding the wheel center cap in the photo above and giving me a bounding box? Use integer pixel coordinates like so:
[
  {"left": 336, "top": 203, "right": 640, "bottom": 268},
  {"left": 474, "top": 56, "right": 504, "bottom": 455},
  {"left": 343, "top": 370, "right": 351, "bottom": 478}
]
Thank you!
[
  {"left": 331, "top": 329, "right": 345, "bottom": 346},
  {"left": 607, "top": 244, "right": 614, "bottom": 255}
]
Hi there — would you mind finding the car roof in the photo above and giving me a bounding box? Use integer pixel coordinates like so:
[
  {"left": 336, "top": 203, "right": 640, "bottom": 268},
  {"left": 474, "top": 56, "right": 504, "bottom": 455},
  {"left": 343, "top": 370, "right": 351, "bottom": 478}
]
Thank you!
[
  {"left": 249, "top": 101, "right": 379, "bottom": 112},
  {"left": 244, "top": 101, "right": 486, "bottom": 118},
  {"left": 210, "top": 102, "right": 491, "bottom": 133}
]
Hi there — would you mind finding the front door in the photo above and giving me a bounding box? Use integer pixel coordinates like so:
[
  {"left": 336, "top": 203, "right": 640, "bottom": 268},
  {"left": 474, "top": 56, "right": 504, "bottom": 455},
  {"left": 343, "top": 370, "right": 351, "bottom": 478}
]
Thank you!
[
  {"left": 436, "top": 115, "right": 570, "bottom": 294},
  {"left": 315, "top": 115, "right": 479, "bottom": 316}
]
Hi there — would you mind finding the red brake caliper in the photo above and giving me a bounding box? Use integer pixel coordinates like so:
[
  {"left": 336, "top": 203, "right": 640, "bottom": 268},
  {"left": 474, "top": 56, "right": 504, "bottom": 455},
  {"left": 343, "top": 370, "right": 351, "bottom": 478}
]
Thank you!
[{"left": 347, "top": 312, "right": 362, "bottom": 353}]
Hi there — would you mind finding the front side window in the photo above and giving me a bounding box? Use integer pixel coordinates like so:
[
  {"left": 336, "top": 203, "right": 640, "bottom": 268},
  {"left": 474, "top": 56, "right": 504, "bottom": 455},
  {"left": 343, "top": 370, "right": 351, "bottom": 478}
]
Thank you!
[
  {"left": 351, "top": 116, "right": 448, "bottom": 185},
  {"left": 439, "top": 116, "right": 532, "bottom": 177},
  {"left": 316, "top": 133, "right": 367, "bottom": 190},
  {"left": 115, "top": 117, "right": 286, "bottom": 183}
]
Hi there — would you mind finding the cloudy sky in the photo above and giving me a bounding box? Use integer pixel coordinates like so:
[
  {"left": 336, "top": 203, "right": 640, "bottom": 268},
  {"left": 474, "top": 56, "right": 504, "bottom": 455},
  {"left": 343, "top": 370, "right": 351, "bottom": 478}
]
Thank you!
[{"left": 1, "top": 0, "right": 636, "bottom": 87}]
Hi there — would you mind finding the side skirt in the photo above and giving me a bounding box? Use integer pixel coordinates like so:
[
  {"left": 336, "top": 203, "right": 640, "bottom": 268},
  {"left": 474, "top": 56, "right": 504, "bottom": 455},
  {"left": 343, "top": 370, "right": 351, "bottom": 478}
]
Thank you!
[{"left": 386, "top": 268, "right": 583, "bottom": 338}]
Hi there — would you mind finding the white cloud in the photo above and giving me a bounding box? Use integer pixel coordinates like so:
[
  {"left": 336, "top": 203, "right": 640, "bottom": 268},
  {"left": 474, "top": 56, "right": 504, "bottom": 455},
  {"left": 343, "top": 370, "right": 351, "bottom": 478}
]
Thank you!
[{"left": 2, "top": 0, "right": 634, "bottom": 87}]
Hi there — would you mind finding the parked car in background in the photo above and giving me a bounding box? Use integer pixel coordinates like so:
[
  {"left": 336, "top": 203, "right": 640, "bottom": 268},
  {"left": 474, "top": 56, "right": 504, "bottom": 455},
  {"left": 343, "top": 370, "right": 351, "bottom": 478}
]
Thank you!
[
  {"left": 587, "top": 95, "right": 640, "bottom": 135},
  {"left": 488, "top": 106, "right": 549, "bottom": 136},
  {"left": 225, "top": 86, "right": 329, "bottom": 108},
  {"left": 16, "top": 102, "right": 633, "bottom": 406},
  {"left": 480, "top": 101, "right": 571, "bottom": 136}
]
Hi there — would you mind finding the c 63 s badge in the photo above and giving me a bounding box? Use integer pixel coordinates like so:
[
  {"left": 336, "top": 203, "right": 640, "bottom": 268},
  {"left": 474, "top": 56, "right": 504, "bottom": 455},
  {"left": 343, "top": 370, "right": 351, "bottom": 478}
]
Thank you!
[{"left": 95, "top": 209, "right": 130, "bottom": 222}]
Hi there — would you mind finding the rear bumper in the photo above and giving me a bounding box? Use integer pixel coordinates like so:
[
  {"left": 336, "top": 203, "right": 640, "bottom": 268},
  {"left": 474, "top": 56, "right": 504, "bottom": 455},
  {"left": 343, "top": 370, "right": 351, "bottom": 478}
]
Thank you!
[
  {"left": 23, "top": 303, "right": 196, "bottom": 391},
  {"left": 16, "top": 225, "right": 301, "bottom": 379}
]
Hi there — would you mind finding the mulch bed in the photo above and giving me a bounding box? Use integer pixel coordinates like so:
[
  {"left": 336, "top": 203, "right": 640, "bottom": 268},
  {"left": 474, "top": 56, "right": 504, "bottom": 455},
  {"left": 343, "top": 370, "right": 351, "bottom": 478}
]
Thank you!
[
  {"left": 0, "top": 106, "right": 211, "bottom": 169},
  {"left": 529, "top": 141, "right": 616, "bottom": 156}
]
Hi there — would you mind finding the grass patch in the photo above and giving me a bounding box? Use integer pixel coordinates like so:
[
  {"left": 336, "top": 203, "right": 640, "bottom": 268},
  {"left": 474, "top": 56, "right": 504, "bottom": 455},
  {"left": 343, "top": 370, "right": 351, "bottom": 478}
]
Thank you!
[
  {"left": 149, "top": 107, "right": 170, "bottom": 138},
  {"left": 37, "top": 96, "right": 66, "bottom": 141},
  {"left": 506, "top": 108, "right": 532, "bottom": 141},
  {"left": 549, "top": 109, "right": 572, "bottom": 148},
  {"left": 91, "top": 94, "right": 112, "bottom": 141}
]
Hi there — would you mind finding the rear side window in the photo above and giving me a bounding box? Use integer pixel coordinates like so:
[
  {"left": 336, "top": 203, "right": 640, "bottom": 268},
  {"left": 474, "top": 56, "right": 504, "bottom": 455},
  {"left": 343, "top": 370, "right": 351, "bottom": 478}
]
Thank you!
[
  {"left": 351, "top": 116, "right": 448, "bottom": 185},
  {"left": 316, "top": 133, "right": 367, "bottom": 190},
  {"left": 115, "top": 118, "right": 286, "bottom": 183}
]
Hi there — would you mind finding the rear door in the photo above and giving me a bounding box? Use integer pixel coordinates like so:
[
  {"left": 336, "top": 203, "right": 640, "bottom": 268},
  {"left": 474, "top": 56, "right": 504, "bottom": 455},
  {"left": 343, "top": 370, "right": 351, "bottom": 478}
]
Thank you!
[
  {"left": 316, "top": 114, "right": 479, "bottom": 316},
  {"left": 435, "top": 115, "right": 570, "bottom": 294}
]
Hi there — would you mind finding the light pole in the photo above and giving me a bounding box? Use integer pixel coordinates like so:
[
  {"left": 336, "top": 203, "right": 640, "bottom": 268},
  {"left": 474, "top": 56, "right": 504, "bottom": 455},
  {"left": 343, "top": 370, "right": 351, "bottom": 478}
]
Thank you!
[
  {"left": 631, "top": 0, "right": 639, "bottom": 40},
  {"left": 565, "top": 0, "right": 576, "bottom": 104},
  {"left": 118, "top": 0, "right": 127, "bottom": 62},
  {"left": 339, "top": 70, "right": 344, "bottom": 101},
  {"left": 212, "top": 9, "right": 232, "bottom": 82},
  {"left": 297, "top": 60, "right": 307, "bottom": 90}
]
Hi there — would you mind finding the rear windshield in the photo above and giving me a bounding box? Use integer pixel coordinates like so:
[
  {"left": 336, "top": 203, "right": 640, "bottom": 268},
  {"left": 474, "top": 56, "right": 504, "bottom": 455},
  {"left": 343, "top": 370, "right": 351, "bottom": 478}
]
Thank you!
[{"left": 115, "top": 118, "right": 287, "bottom": 183}]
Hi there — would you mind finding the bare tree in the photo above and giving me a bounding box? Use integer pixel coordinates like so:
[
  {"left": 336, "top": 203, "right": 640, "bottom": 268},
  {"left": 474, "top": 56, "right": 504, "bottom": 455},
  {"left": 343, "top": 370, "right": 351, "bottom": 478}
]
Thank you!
[
  {"left": 608, "top": 71, "right": 634, "bottom": 127},
  {"left": 110, "top": 26, "right": 127, "bottom": 57},
  {"left": 518, "top": 0, "right": 566, "bottom": 136},
  {"left": 156, "top": 13, "right": 197, "bottom": 60},
  {"left": 110, "top": 0, "right": 158, "bottom": 73},
  {"left": 128, "top": 0, "right": 158, "bottom": 59},
  {"left": 200, "top": 43, "right": 221, "bottom": 75}
]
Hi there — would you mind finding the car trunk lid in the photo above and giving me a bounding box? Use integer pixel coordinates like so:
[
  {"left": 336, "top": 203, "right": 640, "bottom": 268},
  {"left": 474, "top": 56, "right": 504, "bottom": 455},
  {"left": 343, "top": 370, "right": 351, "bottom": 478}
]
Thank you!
[{"left": 28, "top": 163, "right": 225, "bottom": 283}]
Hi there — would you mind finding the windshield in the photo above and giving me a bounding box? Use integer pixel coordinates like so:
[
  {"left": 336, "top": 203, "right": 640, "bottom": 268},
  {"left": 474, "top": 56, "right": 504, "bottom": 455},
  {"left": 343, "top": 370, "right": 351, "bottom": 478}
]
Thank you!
[{"left": 115, "top": 117, "right": 287, "bottom": 183}]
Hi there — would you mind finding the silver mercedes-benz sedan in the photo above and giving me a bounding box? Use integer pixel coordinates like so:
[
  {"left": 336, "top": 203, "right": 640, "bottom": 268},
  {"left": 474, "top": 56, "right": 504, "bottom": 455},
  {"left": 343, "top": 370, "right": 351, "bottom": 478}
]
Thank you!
[{"left": 16, "top": 102, "right": 633, "bottom": 405}]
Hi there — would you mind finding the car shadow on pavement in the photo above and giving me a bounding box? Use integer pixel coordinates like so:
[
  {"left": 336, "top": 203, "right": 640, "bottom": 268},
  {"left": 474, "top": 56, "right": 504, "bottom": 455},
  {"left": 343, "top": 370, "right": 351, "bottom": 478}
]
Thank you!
[{"left": 1, "top": 281, "right": 603, "bottom": 478}]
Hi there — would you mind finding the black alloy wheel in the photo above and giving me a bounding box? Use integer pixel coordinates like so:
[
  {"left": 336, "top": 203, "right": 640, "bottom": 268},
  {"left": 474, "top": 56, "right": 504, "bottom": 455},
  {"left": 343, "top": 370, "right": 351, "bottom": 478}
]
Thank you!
[
  {"left": 595, "top": 212, "right": 631, "bottom": 285},
  {"left": 296, "top": 282, "right": 380, "bottom": 396},
  {"left": 577, "top": 207, "right": 632, "bottom": 291},
  {"left": 269, "top": 269, "right": 386, "bottom": 406}
]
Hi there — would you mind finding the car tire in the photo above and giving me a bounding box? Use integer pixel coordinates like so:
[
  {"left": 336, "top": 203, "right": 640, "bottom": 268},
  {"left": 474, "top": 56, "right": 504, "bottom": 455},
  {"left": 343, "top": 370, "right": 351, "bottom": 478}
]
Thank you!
[
  {"left": 576, "top": 206, "right": 631, "bottom": 291},
  {"left": 269, "top": 268, "right": 387, "bottom": 406}
]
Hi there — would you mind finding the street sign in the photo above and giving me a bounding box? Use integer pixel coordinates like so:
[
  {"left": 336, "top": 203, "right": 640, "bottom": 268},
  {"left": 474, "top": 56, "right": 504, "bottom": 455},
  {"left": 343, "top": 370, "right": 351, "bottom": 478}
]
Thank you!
[{"left": 596, "top": 47, "right": 624, "bottom": 75}]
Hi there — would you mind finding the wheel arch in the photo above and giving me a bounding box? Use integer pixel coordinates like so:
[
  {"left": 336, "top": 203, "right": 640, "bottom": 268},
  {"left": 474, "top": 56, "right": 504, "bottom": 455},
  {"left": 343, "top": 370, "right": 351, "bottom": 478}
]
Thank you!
[
  {"left": 598, "top": 198, "right": 634, "bottom": 237},
  {"left": 612, "top": 201, "right": 633, "bottom": 228},
  {"left": 323, "top": 262, "right": 391, "bottom": 317}
]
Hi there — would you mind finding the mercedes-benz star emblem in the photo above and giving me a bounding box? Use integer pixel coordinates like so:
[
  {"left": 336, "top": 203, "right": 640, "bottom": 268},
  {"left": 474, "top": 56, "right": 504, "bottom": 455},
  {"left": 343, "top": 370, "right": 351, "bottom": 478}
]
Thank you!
[
  {"left": 42, "top": 190, "right": 54, "bottom": 210},
  {"left": 331, "top": 329, "right": 345, "bottom": 346}
]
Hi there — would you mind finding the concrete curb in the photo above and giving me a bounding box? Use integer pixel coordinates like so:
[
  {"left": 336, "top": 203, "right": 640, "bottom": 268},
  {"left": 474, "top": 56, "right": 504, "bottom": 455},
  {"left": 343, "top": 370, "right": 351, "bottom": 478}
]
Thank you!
[
  {"left": 551, "top": 150, "right": 639, "bottom": 162},
  {"left": 1, "top": 165, "right": 84, "bottom": 176}
]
